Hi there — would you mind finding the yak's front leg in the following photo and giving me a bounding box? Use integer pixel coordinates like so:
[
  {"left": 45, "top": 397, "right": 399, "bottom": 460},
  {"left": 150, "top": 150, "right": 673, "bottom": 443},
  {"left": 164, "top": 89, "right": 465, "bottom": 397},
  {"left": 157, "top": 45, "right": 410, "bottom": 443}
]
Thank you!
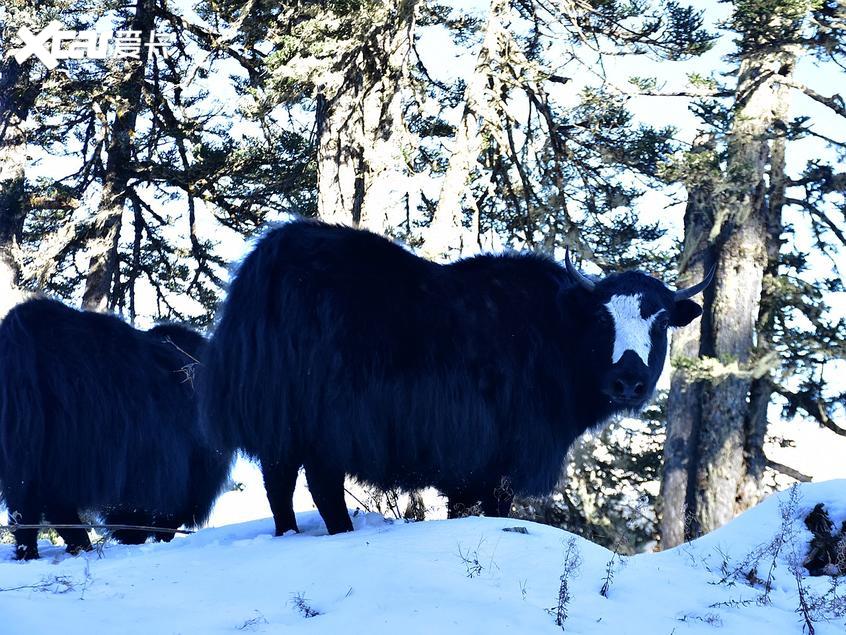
[
  {"left": 304, "top": 460, "right": 353, "bottom": 535},
  {"left": 48, "top": 505, "right": 93, "bottom": 555}
]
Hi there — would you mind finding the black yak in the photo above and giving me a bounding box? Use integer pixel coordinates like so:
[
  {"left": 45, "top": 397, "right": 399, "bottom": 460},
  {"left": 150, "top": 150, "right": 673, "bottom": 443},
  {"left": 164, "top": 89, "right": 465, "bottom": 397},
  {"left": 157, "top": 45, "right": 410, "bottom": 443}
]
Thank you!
[
  {"left": 201, "top": 220, "right": 713, "bottom": 535},
  {"left": 0, "top": 298, "right": 233, "bottom": 560}
]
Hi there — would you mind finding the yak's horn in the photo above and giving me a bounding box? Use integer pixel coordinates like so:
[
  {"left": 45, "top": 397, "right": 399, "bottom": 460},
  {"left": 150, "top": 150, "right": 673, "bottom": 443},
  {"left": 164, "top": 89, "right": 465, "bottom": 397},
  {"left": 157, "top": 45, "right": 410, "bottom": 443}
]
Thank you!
[
  {"left": 674, "top": 263, "right": 716, "bottom": 300},
  {"left": 565, "top": 247, "right": 596, "bottom": 292}
]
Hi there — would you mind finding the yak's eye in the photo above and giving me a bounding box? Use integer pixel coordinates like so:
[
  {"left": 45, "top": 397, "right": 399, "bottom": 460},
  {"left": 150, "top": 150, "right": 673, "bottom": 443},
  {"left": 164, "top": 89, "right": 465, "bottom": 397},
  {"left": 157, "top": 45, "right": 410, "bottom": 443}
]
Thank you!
[{"left": 656, "top": 314, "right": 670, "bottom": 330}]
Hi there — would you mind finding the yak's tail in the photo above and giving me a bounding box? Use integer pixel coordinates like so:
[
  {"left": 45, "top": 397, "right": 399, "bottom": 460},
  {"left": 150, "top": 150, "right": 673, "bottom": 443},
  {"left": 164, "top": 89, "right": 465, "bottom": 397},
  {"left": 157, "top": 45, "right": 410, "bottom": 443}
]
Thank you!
[
  {"left": 185, "top": 446, "right": 234, "bottom": 528},
  {"left": 148, "top": 322, "right": 234, "bottom": 528},
  {"left": 200, "top": 228, "right": 298, "bottom": 462}
]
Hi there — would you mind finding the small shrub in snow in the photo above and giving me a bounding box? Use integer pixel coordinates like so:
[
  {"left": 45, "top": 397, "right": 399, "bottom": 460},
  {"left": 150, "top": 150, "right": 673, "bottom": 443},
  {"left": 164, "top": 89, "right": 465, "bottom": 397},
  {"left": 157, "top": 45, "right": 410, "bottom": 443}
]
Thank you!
[
  {"left": 457, "top": 538, "right": 487, "bottom": 578},
  {"left": 806, "top": 575, "right": 846, "bottom": 620},
  {"left": 548, "top": 537, "right": 582, "bottom": 630},
  {"left": 0, "top": 575, "right": 76, "bottom": 594},
  {"left": 790, "top": 554, "right": 816, "bottom": 635},
  {"left": 599, "top": 537, "right": 629, "bottom": 598},
  {"left": 290, "top": 592, "right": 321, "bottom": 618},
  {"left": 708, "top": 597, "right": 756, "bottom": 609},
  {"left": 712, "top": 484, "right": 802, "bottom": 605},
  {"left": 677, "top": 612, "right": 723, "bottom": 627},
  {"left": 237, "top": 611, "right": 268, "bottom": 631},
  {"left": 344, "top": 484, "right": 428, "bottom": 522},
  {"left": 704, "top": 486, "right": 846, "bottom": 633},
  {"left": 785, "top": 502, "right": 846, "bottom": 633}
]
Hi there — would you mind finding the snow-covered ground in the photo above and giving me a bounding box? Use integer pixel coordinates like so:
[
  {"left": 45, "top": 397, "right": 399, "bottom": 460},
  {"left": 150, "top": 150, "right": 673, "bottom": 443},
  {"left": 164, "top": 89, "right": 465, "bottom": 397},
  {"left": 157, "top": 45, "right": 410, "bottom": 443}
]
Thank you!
[{"left": 2, "top": 469, "right": 844, "bottom": 634}]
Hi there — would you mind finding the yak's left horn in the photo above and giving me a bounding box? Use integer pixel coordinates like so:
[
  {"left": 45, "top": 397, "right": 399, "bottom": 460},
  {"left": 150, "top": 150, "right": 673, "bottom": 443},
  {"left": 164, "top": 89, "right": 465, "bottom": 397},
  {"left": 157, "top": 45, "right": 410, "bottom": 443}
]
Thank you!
[
  {"left": 674, "top": 263, "right": 716, "bottom": 300},
  {"left": 565, "top": 247, "right": 596, "bottom": 292}
]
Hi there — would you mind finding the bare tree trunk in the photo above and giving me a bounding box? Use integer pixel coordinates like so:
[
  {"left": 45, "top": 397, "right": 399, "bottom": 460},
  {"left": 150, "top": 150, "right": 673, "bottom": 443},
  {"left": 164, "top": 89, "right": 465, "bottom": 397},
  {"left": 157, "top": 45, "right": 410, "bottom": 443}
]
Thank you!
[
  {"left": 315, "top": 0, "right": 418, "bottom": 233},
  {"left": 690, "top": 47, "right": 797, "bottom": 536},
  {"left": 659, "top": 136, "right": 717, "bottom": 548},
  {"left": 0, "top": 57, "right": 37, "bottom": 316},
  {"left": 82, "top": 0, "right": 155, "bottom": 311}
]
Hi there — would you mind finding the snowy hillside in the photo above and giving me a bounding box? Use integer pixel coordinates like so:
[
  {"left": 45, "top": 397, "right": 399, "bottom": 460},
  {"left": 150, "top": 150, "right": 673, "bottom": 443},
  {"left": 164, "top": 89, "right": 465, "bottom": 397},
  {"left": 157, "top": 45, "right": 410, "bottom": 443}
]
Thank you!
[{"left": 2, "top": 478, "right": 845, "bottom": 634}]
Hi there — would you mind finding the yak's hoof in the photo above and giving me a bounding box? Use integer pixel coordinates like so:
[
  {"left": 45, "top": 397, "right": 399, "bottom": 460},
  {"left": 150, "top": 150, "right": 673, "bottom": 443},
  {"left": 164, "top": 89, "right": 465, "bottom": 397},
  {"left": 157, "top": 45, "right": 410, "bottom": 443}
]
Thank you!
[
  {"left": 112, "top": 531, "right": 149, "bottom": 545},
  {"left": 15, "top": 545, "right": 39, "bottom": 561},
  {"left": 65, "top": 543, "right": 93, "bottom": 556}
]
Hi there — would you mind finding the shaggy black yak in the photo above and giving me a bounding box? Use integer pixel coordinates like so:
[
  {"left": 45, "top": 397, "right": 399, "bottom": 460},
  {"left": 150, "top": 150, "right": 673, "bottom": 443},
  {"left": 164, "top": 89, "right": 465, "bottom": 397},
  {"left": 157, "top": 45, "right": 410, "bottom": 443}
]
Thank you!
[
  {"left": 0, "top": 298, "right": 232, "bottom": 560},
  {"left": 201, "top": 220, "right": 712, "bottom": 535}
]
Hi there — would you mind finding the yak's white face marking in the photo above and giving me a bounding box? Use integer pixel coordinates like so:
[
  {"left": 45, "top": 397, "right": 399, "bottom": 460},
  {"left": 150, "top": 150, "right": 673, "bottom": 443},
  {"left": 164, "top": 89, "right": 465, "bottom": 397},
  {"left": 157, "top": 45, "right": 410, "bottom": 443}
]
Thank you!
[{"left": 605, "top": 294, "right": 665, "bottom": 366}]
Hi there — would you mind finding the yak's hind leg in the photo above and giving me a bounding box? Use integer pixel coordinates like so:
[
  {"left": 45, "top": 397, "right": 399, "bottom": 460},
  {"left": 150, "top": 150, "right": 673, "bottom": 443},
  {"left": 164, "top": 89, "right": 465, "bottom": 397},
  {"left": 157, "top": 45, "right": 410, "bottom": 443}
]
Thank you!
[
  {"left": 304, "top": 461, "right": 353, "bottom": 535},
  {"left": 105, "top": 510, "right": 154, "bottom": 545},
  {"left": 446, "top": 490, "right": 481, "bottom": 519},
  {"left": 154, "top": 526, "right": 176, "bottom": 543},
  {"left": 261, "top": 457, "right": 300, "bottom": 536},
  {"left": 47, "top": 505, "right": 92, "bottom": 555},
  {"left": 149, "top": 514, "right": 177, "bottom": 543},
  {"left": 479, "top": 477, "right": 514, "bottom": 518}
]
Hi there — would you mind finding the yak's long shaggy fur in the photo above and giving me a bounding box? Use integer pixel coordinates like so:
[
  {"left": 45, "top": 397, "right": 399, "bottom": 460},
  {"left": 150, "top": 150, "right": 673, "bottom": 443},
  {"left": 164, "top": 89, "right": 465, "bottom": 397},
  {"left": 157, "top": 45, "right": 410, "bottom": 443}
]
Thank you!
[
  {"left": 0, "top": 298, "right": 232, "bottom": 559},
  {"left": 202, "top": 221, "right": 647, "bottom": 535}
]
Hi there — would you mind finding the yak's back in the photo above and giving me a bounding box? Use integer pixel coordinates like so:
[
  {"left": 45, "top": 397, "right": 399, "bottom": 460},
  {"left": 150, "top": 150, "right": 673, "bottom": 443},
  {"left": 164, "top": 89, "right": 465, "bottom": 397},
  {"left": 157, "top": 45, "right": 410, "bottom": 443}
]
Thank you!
[
  {"left": 242, "top": 220, "right": 436, "bottom": 294},
  {"left": 223, "top": 220, "right": 442, "bottom": 360}
]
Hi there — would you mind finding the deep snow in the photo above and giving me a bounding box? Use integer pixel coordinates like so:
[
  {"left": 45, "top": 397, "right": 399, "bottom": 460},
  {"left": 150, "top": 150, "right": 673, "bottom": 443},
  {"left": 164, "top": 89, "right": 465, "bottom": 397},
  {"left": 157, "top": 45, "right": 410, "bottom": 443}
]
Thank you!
[{"left": 1, "top": 472, "right": 845, "bottom": 634}]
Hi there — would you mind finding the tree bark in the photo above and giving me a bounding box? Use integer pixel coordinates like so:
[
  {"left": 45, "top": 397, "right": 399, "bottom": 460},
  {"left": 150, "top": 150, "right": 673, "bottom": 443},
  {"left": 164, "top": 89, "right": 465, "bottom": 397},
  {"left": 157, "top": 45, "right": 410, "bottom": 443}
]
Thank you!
[
  {"left": 82, "top": 0, "right": 155, "bottom": 311},
  {"left": 315, "top": 0, "right": 418, "bottom": 233}
]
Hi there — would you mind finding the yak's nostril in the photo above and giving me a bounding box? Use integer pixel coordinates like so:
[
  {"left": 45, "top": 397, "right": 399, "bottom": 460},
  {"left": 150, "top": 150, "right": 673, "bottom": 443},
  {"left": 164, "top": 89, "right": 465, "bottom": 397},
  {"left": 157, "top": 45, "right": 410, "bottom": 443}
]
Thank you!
[
  {"left": 633, "top": 382, "right": 645, "bottom": 397},
  {"left": 613, "top": 379, "right": 626, "bottom": 395}
]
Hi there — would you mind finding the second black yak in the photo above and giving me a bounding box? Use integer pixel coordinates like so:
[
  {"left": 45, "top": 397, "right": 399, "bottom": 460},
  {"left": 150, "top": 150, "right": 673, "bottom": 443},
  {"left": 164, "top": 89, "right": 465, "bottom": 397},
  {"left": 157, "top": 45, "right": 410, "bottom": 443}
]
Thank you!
[
  {"left": 0, "top": 298, "right": 233, "bottom": 560},
  {"left": 201, "top": 220, "right": 713, "bottom": 535}
]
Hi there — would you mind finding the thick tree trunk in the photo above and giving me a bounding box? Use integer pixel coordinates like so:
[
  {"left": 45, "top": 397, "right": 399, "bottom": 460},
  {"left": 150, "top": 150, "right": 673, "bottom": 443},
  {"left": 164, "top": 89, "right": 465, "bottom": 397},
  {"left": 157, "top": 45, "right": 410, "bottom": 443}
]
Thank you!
[
  {"left": 659, "top": 137, "right": 717, "bottom": 548},
  {"left": 0, "top": 57, "right": 37, "bottom": 316},
  {"left": 688, "top": 48, "right": 797, "bottom": 536},
  {"left": 82, "top": 0, "right": 155, "bottom": 311},
  {"left": 315, "top": 0, "right": 417, "bottom": 233},
  {"left": 694, "top": 220, "right": 768, "bottom": 532}
]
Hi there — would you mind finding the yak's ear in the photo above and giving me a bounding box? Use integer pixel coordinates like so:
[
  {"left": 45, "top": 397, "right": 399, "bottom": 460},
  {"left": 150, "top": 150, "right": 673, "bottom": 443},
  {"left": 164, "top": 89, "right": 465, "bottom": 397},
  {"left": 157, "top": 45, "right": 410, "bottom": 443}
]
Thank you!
[{"left": 670, "top": 299, "right": 702, "bottom": 327}]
